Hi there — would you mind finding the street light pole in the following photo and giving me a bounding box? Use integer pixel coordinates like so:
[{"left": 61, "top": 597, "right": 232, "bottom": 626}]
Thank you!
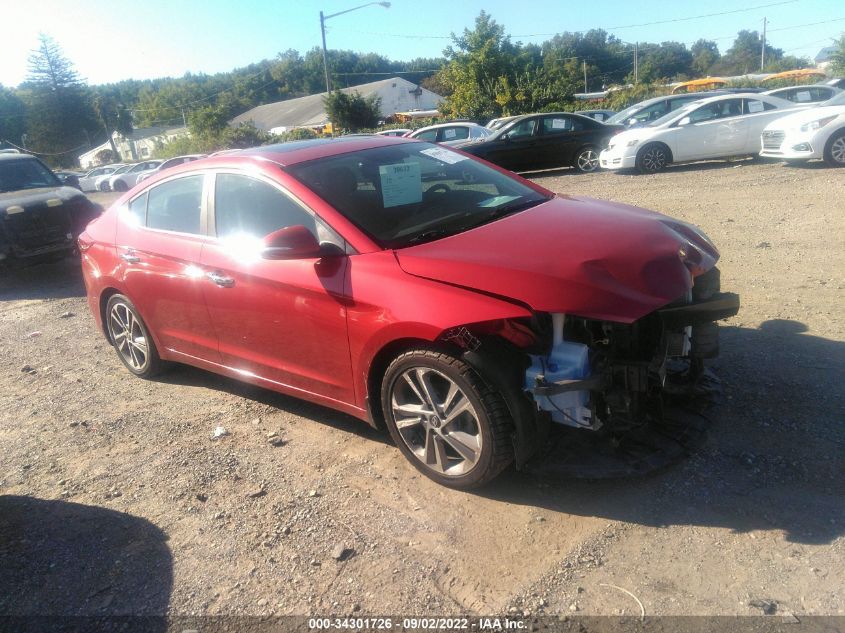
[{"left": 319, "top": 2, "right": 390, "bottom": 137}]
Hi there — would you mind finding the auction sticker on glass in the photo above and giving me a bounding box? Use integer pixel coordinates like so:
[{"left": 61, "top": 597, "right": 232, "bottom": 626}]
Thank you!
[
  {"left": 379, "top": 162, "right": 422, "bottom": 208},
  {"left": 420, "top": 147, "right": 467, "bottom": 164}
]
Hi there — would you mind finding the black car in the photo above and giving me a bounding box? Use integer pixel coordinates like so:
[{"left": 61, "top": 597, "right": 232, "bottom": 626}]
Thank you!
[
  {"left": 458, "top": 112, "right": 623, "bottom": 173},
  {"left": 0, "top": 153, "right": 101, "bottom": 266}
]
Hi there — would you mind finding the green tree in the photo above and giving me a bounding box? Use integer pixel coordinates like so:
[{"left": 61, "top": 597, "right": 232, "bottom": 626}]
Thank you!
[
  {"left": 0, "top": 85, "right": 27, "bottom": 149},
  {"left": 21, "top": 34, "right": 97, "bottom": 166},
  {"left": 715, "top": 30, "right": 783, "bottom": 75},
  {"left": 323, "top": 90, "right": 381, "bottom": 132},
  {"left": 93, "top": 93, "right": 133, "bottom": 161},
  {"left": 691, "top": 40, "right": 720, "bottom": 76},
  {"left": 826, "top": 36, "right": 845, "bottom": 75},
  {"left": 636, "top": 42, "right": 693, "bottom": 83},
  {"left": 437, "top": 11, "right": 522, "bottom": 118}
]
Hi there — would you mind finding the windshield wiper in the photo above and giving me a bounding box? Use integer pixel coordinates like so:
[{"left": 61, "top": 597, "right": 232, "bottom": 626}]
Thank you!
[
  {"left": 479, "top": 197, "right": 545, "bottom": 222},
  {"left": 402, "top": 228, "right": 460, "bottom": 246}
]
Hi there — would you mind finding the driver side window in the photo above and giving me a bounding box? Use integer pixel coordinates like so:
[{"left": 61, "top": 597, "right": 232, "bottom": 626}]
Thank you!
[{"left": 215, "top": 174, "right": 317, "bottom": 239}]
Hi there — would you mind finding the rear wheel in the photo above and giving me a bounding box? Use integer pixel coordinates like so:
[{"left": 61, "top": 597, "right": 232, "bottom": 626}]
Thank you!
[
  {"left": 823, "top": 130, "right": 845, "bottom": 167},
  {"left": 113, "top": 180, "right": 129, "bottom": 192},
  {"left": 381, "top": 349, "right": 514, "bottom": 488},
  {"left": 573, "top": 146, "right": 600, "bottom": 173},
  {"left": 636, "top": 143, "right": 670, "bottom": 173},
  {"left": 106, "top": 294, "right": 163, "bottom": 378}
]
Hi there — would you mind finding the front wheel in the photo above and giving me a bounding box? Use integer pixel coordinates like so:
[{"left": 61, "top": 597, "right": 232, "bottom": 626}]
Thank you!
[
  {"left": 573, "top": 146, "right": 600, "bottom": 173},
  {"left": 824, "top": 130, "right": 845, "bottom": 167},
  {"left": 636, "top": 143, "right": 670, "bottom": 173},
  {"left": 106, "top": 294, "right": 163, "bottom": 378},
  {"left": 381, "top": 350, "right": 514, "bottom": 488}
]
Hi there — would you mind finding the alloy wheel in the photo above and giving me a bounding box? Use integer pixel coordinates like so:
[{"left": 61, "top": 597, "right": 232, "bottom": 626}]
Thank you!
[
  {"left": 830, "top": 136, "right": 845, "bottom": 164},
  {"left": 108, "top": 302, "right": 149, "bottom": 372},
  {"left": 641, "top": 146, "right": 667, "bottom": 172},
  {"left": 576, "top": 148, "right": 600, "bottom": 172},
  {"left": 390, "top": 367, "right": 483, "bottom": 477}
]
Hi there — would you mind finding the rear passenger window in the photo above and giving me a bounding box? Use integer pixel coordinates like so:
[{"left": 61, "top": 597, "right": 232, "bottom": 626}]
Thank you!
[
  {"left": 215, "top": 174, "right": 316, "bottom": 239},
  {"left": 146, "top": 175, "right": 204, "bottom": 234}
]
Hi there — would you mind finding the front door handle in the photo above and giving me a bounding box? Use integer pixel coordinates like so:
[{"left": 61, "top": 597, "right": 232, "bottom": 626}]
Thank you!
[
  {"left": 207, "top": 271, "right": 235, "bottom": 288},
  {"left": 120, "top": 250, "right": 141, "bottom": 264}
]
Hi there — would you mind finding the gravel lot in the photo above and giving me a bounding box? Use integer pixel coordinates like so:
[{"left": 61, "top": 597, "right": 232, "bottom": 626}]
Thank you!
[{"left": 0, "top": 159, "right": 842, "bottom": 620}]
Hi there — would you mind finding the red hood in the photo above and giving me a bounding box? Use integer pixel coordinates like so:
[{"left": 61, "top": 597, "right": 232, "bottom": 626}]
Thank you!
[{"left": 394, "top": 196, "right": 719, "bottom": 323}]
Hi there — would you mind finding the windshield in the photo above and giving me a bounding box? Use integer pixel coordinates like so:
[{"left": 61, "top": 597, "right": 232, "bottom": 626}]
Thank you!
[
  {"left": 822, "top": 91, "right": 845, "bottom": 107},
  {"left": 606, "top": 103, "right": 644, "bottom": 125},
  {"left": 111, "top": 165, "right": 133, "bottom": 176},
  {"left": 288, "top": 142, "right": 550, "bottom": 249},
  {"left": 647, "top": 103, "right": 697, "bottom": 127},
  {"left": 0, "top": 158, "right": 61, "bottom": 193}
]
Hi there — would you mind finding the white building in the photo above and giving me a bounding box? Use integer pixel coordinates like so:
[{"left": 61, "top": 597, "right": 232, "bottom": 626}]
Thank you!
[
  {"left": 230, "top": 77, "right": 442, "bottom": 134},
  {"left": 77, "top": 126, "right": 188, "bottom": 168}
]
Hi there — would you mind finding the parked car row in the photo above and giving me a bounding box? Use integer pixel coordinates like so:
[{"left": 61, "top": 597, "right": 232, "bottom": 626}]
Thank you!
[{"left": 77, "top": 154, "right": 207, "bottom": 193}]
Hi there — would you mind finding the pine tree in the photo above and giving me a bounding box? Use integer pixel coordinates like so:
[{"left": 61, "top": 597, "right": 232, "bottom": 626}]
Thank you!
[{"left": 22, "top": 34, "right": 96, "bottom": 166}]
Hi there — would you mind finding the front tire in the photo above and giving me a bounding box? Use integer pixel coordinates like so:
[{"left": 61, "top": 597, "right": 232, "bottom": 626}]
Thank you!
[
  {"left": 106, "top": 294, "right": 163, "bottom": 378},
  {"left": 636, "top": 143, "right": 670, "bottom": 173},
  {"left": 381, "top": 349, "right": 514, "bottom": 488},
  {"left": 573, "top": 146, "right": 600, "bottom": 173},
  {"left": 823, "top": 130, "right": 845, "bottom": 167}
]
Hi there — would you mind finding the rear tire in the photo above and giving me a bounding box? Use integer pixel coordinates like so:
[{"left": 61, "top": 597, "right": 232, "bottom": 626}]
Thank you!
[
  {"left": 113, "top": 180, "right": 129, "bottom": 192},
  {"left": 636, "top": 143, "right": 670, "bottom": 173},
  {"left": 105, "top": 294, "right": 163, "bottom": 378},
  {"left": 381, "top": 349, "right": 514, "bottom": 488},
  {"left": 823, "top": 130, "right": 845, "bottom": 167}
]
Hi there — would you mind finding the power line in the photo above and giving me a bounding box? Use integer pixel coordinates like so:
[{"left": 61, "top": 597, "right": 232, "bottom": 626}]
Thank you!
[
  {"left": 329, "top": 0, "right": 802, "bottom": 40},
  {"left": 0, "top": 138, "right": 88, "bottom": 156}
]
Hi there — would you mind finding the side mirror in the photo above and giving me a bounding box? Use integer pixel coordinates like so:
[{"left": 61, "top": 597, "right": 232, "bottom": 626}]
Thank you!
[
  {"left": 63, "top": 174, "right": 81, "bottom": 189},
  {"left": 262, "top": 225, "right": 323, "bottom": 260},
  {"left": 677, "top": 116, "right": 691, "bottom": 126},
  {"left": 628, "top": 118, "right": 639, "bottom": 127}
]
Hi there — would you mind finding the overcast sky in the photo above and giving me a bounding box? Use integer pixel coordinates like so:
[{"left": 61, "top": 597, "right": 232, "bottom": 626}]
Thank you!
[{"left": 2, "top": 0, "right": 842, "bottom": 87}]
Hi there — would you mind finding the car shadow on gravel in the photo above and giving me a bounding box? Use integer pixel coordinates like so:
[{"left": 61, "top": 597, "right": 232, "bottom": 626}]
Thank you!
[
  {"left": 155, "top": 363, "right": 390, "bottom": 445},
  {"left": 481, "top": 319, "right": 844, "bottom": 546},
  {"left": 0, "top": 257, "right": 85, "bottom": 301},
  {"left": 0, "top": 495, "right": 172, "bottom": 624}
]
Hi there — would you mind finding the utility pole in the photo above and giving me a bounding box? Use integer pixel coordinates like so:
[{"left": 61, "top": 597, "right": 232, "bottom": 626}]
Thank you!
[
  {"left": 181, "top": 107, "right": 187, "bottom": 128},
  {"left": 583, "top": 60, "right": 587, "bottom": 93},
  {"left": 634, "top": 42, "right": 639, "bottom": 84},
  {"left": 320, "top": 11, "right": 332, "bottom": 96},
  {"left": 761, "top": 17, "right": 767, "bottom": 70}
]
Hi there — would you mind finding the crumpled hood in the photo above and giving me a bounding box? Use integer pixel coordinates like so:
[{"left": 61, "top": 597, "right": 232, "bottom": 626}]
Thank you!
[
  {"left": 0, "top": 186, "right": 88, "bottom": 214},
  {"left": 395, "top": 196, "right": 719, "bottom": 323}
]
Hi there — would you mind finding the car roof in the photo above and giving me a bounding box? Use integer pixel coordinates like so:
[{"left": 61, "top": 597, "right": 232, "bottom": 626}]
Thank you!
[
  {"left": 237, "top": 136, "right": 416, "bottom": 166},
  {"left": 0, "top": 152, "right": 40, "bottom": 163},
  {"left": 412, "top": 122, "right": 485, "bottom": 133}
]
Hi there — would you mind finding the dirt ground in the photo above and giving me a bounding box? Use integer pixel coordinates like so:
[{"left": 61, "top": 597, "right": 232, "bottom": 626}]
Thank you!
[{"left": 0, "top": 159, "right": 842, "bottom": 621}]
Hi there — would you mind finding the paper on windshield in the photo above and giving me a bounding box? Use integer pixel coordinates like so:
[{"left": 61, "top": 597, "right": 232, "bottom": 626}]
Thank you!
[
  {"left": 420, "top": 147, "right": 467, "bottom": 164},
  {"left": 379, "top": 162, "right": 422, "bottom": 208},
  {"left": 747, "top": 100, "right": 764, "bottom": 113},
  {"left": 796, "top": 91, "right": 811, "bottom": 102}
]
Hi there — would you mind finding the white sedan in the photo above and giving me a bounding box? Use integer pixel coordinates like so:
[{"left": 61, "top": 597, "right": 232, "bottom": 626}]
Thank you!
[
  {"left": 108, "top": 160, "right": 163, "bottom": 192},
  {"left": 600, "top": 93, "right": 804, "bottom": 173},
  {"left": 78, "top": 164, "right": 123, "bottom": 192},
  {"left": 759, "top": 91, "right": 845, "bottom": 166}
]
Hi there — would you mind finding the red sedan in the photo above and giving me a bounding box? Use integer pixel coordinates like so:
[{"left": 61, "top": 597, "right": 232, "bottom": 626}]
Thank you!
[{"left": 79, "top": 136, "right": 739, "bottom": 488}]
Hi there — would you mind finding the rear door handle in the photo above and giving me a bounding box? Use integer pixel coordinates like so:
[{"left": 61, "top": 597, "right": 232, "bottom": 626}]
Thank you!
[
  {"left": 207, "top": 271, "right": 235, "bottom": 288},
  {"left": 120, "top": 250, "right": 141, "bottom": 263}
]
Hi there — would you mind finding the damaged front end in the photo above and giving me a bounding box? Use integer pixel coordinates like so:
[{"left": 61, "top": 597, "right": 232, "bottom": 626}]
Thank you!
[
  {"left": 527, "top": 267, "right": 738, "bottom": 434},
  {"left": 453, "top": 267, "right": 739, "bottom": 473}
]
